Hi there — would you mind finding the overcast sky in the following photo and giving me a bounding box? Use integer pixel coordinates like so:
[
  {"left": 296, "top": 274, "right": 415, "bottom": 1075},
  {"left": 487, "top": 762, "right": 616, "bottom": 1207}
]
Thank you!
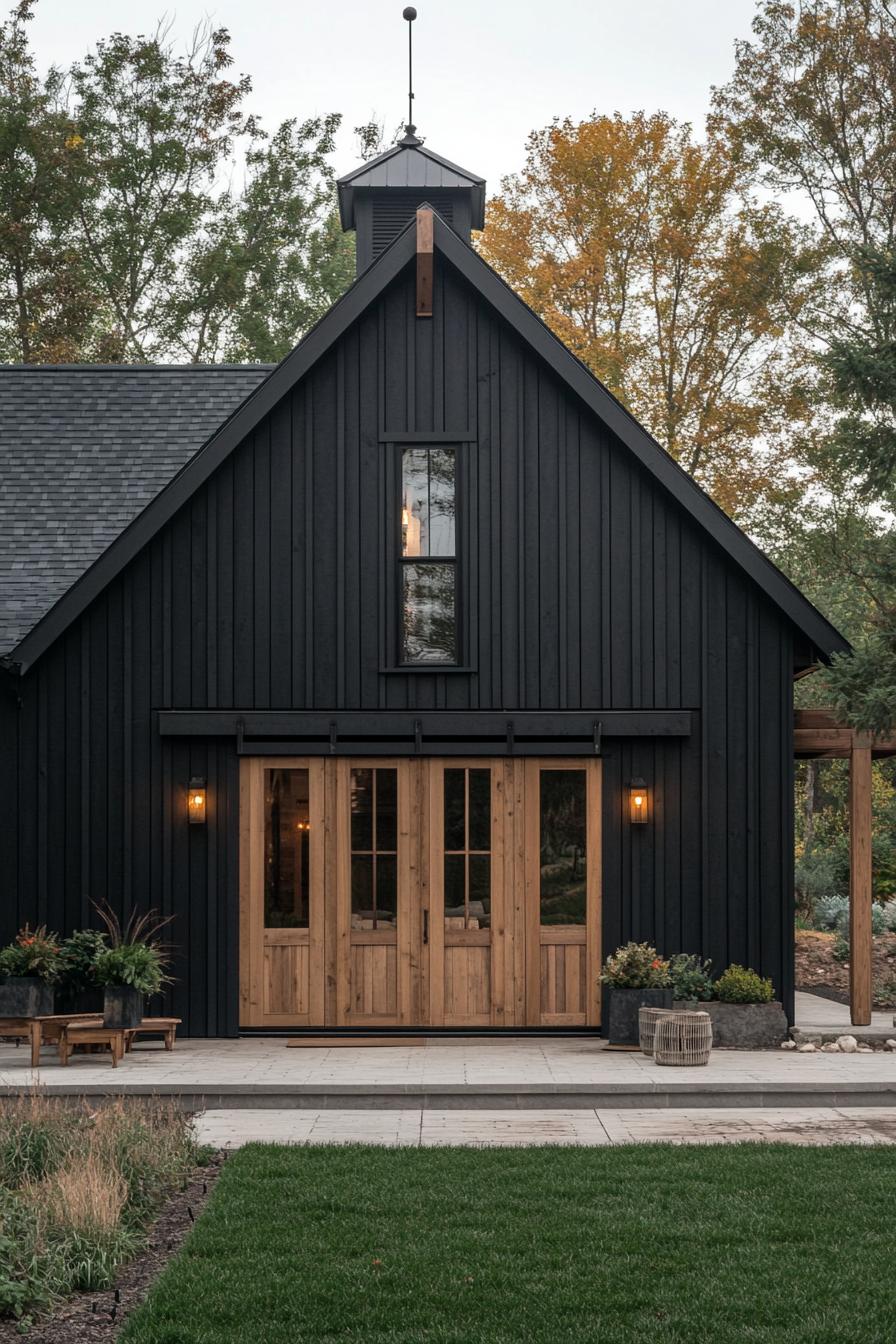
[{"left": 29, "top": 0, "right": 760, "bottom": 188}]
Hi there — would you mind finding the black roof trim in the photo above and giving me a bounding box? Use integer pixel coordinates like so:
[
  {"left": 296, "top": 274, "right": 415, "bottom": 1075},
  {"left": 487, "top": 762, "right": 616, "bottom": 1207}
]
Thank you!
[{"left": 7, "top": 215, "right": 848, "bottom": 672}]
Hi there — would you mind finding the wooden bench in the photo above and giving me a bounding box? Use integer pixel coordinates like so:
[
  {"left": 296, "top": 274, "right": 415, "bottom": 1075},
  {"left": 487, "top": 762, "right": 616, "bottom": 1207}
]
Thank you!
[
  {"left": 0, "top": 1013, "right": 102, "bottom": 1068},
  {"left": 58, "top": 1024, "right": 129, "bottom": 1067},
  {"left": 125, "top": 1017, "right": 181, "bottom": 1051}
]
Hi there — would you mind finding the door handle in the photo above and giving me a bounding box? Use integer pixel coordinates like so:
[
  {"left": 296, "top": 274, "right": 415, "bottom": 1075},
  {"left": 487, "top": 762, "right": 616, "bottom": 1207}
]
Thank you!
[{"left": 423, "top": 909, "right": 429, "bottom": 945}]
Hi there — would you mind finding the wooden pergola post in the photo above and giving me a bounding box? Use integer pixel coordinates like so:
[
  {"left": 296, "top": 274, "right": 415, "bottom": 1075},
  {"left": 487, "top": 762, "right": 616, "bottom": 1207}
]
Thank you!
[{"left": 849, "top": 734, "right": 873, "bottom": 1026}]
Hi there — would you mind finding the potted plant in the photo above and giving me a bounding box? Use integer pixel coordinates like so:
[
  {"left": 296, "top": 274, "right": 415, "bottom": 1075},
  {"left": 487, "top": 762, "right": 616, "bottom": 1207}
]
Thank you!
[
  {"left": 702, "top": 964, "right": 788, "bottom": 1048},
  {"left": 92, "top": 904, "right": 172, "bottom": 1029},
  {"left": 56, "top": 929, "right": 108, "bottom": 1014},
  {"left": 601, "top": 942, "right": 673, "bottom": 1047},
  {"left": 670, "top": 954, "right": 714, "bottom": 1010},
  {"left": 0, "top": 925, "right": 61, "bottom": 1016}
]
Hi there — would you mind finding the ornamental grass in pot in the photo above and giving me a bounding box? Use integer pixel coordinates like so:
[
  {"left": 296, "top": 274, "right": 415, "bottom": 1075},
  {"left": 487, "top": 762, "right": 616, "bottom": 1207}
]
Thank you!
[
  {"left": 601, "top": 942, "right": 673, "bottom": 1047},
  {"left": 92, "top": 903, "right": 173, "bottom": 1029},
  {"left": 0, "top": 925, "right": 61, "bottom": 1016}
]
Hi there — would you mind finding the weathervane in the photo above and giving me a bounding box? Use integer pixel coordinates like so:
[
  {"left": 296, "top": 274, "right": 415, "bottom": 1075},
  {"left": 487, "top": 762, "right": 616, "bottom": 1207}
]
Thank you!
[{"left": 401, "top": 7, "right": 422, "bottom": 145}]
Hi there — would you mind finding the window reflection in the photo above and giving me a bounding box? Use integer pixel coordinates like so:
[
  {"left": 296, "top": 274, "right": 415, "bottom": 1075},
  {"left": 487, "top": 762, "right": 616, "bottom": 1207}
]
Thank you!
[
  {"left": 402, "top": 563, "right": 456, "bottom": 663},
  {"left": 400, "top": 447, "right": 457, "bottom": 664},
  {"left": 264, "top": 769, "right": 310, "bottom": 929},
  {"left": 539, "top": 770, "right": 587, "bottom": 925},
  {"left": 401, "top": 448, "right": 456, "bottom": 557},
  {"left": 350, "top": 768, "right": 398, "bottom": 930},
  {"left": 443, "top": 768, "right": 491, "bottom": 930}
]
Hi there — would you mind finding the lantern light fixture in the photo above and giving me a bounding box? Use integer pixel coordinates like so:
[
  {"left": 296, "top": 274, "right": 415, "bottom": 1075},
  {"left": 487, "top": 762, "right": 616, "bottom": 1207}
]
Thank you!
[
  {"left": 188, "top": 776, "right": 207, "bottom": 825},
  {"left": 629, "top": 777, "right": 649, "bottom": 825}
]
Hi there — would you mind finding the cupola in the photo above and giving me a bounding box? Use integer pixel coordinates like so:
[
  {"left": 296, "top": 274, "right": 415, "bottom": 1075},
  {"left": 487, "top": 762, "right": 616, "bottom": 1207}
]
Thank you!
[{"left": 336, "top": 8, "right": 485, "bottom": 274}]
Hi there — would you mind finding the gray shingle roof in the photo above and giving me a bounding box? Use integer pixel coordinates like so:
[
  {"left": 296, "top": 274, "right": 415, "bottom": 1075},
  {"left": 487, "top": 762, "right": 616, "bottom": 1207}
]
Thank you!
[{"left": 0, "top": 364, "right": 273, "bottom": 656}]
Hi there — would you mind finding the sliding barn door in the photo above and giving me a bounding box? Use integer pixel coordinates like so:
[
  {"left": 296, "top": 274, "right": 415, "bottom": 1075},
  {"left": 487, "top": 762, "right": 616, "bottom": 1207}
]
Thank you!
[
  {"left": 334, "top": 759, "right": 426, "bottom": 1026},
  {"left": 525, "top": 759, "right": 601, "bottom": 1027},
  {"left": 428, "top": 761, "right": 510, "bottom": 1026},
  {"left": 239, "top": 758, "right": 326, "bottom": 1028}
]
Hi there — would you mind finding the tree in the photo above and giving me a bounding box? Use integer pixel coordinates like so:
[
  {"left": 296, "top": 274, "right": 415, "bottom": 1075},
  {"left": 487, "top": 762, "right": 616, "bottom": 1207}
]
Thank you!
[
  {"left": 478, "top": 112, "right": 819, "bottom": 516},
  {"left": 715, "top": 2, "right": 896, "bottom": 729},
  {"left": 0, "top": 7, "right": 354, "bottom": 362},
  {"left": 0, "top": 1, "right": 98, "bottom": 361}
]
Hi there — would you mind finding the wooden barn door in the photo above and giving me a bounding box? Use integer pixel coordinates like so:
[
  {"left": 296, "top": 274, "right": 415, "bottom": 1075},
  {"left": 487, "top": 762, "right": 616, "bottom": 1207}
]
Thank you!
[
  {"left": 525, "top": 759, "right": 601, "bottom": 1027},
  {"left": 239, "top": 758, "right": 327, "bottom": 1028},
  {"left": 427, "top": 761, "right": 509, "bottom": 1026},
  {"left": 334, "top": 759, "right": 427, "bottom": 1027}
]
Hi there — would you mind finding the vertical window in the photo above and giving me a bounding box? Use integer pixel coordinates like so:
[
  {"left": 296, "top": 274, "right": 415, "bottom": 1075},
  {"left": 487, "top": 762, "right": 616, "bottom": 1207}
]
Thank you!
[
  {"left": 538, "top": 770, "right": 587, "bottom": 925},
  {"left": 443, "top": 767, "right": 491, "bottom": 929},
  {"left": 400, "top": 447, "right": 457, "bottom": 663},
  {"left": 350, "top": 767, "right": 398, "bottom": 929},
  {"left": 264, "top": 769, "right": 310, "bottom": 929}
]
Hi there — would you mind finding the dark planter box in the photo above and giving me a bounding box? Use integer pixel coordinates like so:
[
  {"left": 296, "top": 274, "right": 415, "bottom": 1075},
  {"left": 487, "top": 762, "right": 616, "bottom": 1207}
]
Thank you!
[
  {"left": 103, "top": 986, "right": 144, "bottom": 1029},
  {"left": 606, "top": 987, "right": 673, "bottom": 1046},
  {"left": 703, "top": 1000, "right": 788, "bottom": 1049},
  {"left": 0, "top": 977, "right": 54, "bottom": 1017},
  {"left": 55, "top": 987, "right": 105, "bottom": 1016}
]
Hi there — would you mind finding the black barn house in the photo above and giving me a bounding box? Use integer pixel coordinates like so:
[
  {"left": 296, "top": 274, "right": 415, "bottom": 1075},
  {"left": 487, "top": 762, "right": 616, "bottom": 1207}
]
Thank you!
[{"left": 0, "top": 134, "right": 848, "bottom": 1035}]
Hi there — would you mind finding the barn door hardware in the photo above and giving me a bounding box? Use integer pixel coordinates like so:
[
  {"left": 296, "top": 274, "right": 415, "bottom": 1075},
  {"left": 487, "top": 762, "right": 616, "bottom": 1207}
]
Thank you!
[
  {"left": 506, "top": 720, "right": 515, "bottom": 755},
  {"left": 329, "top": 721, "right": 338, "bottom": 754},
  {"left": 593, "top": 720, "right": 602, "bottom": 755},
  {"left": 414, "top": 719, "right": 423, "bottom": 753}
]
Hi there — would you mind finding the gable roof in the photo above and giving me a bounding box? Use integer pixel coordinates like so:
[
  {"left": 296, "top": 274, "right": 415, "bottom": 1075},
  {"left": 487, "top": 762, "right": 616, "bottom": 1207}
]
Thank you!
[
  {"left": 337, "top": 141, "right": 486, "bottom": 230},
  {"left": 0, "top": 364, "right": 272, "bottom": 656},
  {"left": 1, "top": 217, "right": 848, "bottom": 673}
]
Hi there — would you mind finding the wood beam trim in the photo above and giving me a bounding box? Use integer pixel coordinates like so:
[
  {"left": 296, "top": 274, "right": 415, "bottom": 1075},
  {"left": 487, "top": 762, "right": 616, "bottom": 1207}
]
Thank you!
[
  {"left": 416, "top": 207, "right": 433, "bottom": 317},
  {"left": 849, "top": 742, "right": 873, "bottom": 1026}
]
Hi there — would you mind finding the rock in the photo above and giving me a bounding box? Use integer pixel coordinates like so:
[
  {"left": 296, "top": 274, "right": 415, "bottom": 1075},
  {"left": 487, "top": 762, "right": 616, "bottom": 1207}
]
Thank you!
[
  {"left": 885, "top": 1039, "right": 896, "bottom": 1051},
  {"left": 821, "top": 1041, "right": 840, "bottom": 1052},
  {"left": 797, "top": 1042, "right": 817, "bottom": 1052},
  {"left": 857, "top": 1043, "right": 874, "bottom": 1052},
  {"left": 836, "top": 1034, "right": 858, "bottom": 1053},
  {"left": 780, "top": 1039, "right": 797, "bottom": 1050}
]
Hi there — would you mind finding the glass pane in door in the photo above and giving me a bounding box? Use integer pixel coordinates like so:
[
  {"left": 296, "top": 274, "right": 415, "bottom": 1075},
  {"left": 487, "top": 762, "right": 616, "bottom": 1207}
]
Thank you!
[
  {"left": 539, "top": 770, "right": 587, "bottom": 925},
  {"left": 350, "top": 767, "right": 398, "bottom": 930},
  {"left": 264, "top": 768, "right": 310, "bottom": 928},
  {"left": 442, "top": 767, "right": 491, "bottom": 929}
]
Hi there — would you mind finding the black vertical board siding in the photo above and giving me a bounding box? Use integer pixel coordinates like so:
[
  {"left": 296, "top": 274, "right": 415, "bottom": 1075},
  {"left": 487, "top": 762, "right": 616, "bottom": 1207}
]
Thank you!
[{"left": 8, "top": 257, "right": 799, "bottom": 1031}]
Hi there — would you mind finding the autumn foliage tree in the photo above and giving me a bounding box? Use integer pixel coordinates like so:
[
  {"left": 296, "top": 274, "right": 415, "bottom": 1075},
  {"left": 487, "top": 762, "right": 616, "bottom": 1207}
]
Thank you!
[{"left": 478, "top": 112, "right": 820, "bottom": 516}]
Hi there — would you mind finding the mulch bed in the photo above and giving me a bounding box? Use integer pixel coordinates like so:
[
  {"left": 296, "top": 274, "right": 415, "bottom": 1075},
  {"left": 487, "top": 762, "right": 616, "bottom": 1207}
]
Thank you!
[
  {"left": 0, "top": 1154, "right": 225, "bottom": 1344},
  {"left": 795, "top": 928, "right": 896, "bottom": 1008}
]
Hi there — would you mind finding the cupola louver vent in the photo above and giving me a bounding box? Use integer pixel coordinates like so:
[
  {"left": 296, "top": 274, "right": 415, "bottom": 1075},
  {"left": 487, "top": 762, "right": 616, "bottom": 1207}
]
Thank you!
[{"left": 371, "top": 195, "right": 455, "bottom": 260}]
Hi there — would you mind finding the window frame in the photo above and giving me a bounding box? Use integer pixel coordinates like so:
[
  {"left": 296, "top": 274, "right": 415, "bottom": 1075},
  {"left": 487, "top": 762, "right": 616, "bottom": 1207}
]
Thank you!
[{"left": 394, "top": 442, "right": 463, "bottom": 668}]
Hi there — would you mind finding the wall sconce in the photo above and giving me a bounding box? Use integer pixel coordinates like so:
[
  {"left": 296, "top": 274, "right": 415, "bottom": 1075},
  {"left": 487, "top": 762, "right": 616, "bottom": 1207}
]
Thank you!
[
  {"left": 629, "top": 777, "right": 649, "bottom": 825},
  {"left": 188, "top": 777, "right": 207, "bottom": 825}
]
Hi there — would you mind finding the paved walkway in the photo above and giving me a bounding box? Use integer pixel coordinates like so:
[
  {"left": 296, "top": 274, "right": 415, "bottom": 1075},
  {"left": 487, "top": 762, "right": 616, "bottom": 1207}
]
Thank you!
[
  {"left": 194, "top": 1105, "right": 896, "bottom": 1147},
  {"left": 795, "top": 990, "right": 895, "bottom": 1040}
]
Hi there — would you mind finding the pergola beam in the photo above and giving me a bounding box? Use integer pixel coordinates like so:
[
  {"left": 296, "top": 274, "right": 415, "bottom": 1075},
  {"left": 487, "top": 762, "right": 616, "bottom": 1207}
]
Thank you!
[{"left": 794, "top": 710, "right": 878, "bottom": 1027}]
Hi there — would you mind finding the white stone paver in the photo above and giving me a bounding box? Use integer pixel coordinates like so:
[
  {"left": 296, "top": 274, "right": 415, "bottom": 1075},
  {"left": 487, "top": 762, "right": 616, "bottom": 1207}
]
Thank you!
[
  {"left": 4, "top": 1034, "right": 896, "bottom": 1094},
  {"left": 193, "top": 1105, "right": 896, "bottom": 1149}
]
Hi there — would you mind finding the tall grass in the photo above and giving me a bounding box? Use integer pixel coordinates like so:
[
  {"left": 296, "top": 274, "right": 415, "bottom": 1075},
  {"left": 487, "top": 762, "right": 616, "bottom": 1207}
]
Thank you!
[{"left": 0, "top": 1094, "right": 202, "bottom": 1322}]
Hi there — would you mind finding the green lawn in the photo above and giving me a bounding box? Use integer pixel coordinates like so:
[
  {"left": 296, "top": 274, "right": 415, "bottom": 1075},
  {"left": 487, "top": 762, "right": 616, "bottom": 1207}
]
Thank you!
[{"left": 120, "top": 1142, "right": 895, "bottom": 1344}]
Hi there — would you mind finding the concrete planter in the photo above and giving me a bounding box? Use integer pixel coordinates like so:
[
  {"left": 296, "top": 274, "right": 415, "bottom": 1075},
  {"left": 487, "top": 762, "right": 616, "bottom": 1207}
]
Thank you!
[
  {"left": 606, "top": 987, "right": 673, "bottom": 1046},
  {"left": 0, "top": 977, "right": 54, "bottom": 1017},
  {"left": 702, "top": 1000, "right": 787, "bottom": 1049},
  {"left": 103, "top": 986, "right": 144, "bottom": 1029}
]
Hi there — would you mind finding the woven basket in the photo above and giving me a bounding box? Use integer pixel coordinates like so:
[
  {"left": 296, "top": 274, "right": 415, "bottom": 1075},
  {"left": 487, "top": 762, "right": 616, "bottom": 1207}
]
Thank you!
[
  {"left": 654, "top": 1011, "right": 713, "bottom": 1067},
  {"left": 638, "top": 1006, "right": 673, "bottom": 1057}
]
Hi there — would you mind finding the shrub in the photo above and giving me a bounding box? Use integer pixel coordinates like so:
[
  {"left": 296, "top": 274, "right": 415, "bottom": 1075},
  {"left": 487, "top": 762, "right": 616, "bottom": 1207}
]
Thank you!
[
  {"left": 880, "top": 899, "right": 896, "bottom": 934},
  {"left": 601, "top": 942, "right": 671, "bottom": 989},
  {"left": 715, "top": 964, "right": 774, "bottom": 1004},
  {"left": 93, "top": 943, "right": 167, "bottom": 996},
  {"left": 832, "top": 934, "right": 851, "bottom": 962},
  {"left": 57, "top": 929, "right": 108, "bottom": 995},
  {"left": 0, "top": 925, "right": 62, "bottom": 982},
  {"left": 669, "top": 954, "right": 714, "bottom": 1002},
  {"left": 811, "top": 892, "right": 849, "bottom": 931},
  {"left": 811, "top": 894, "right": 888, "bottom": 937}
]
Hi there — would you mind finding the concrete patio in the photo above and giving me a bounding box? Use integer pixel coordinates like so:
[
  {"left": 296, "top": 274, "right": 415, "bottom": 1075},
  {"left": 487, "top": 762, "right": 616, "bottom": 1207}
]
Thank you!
[{"left": 2, "top": 993, "right": 895, "bottom": 1111}]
